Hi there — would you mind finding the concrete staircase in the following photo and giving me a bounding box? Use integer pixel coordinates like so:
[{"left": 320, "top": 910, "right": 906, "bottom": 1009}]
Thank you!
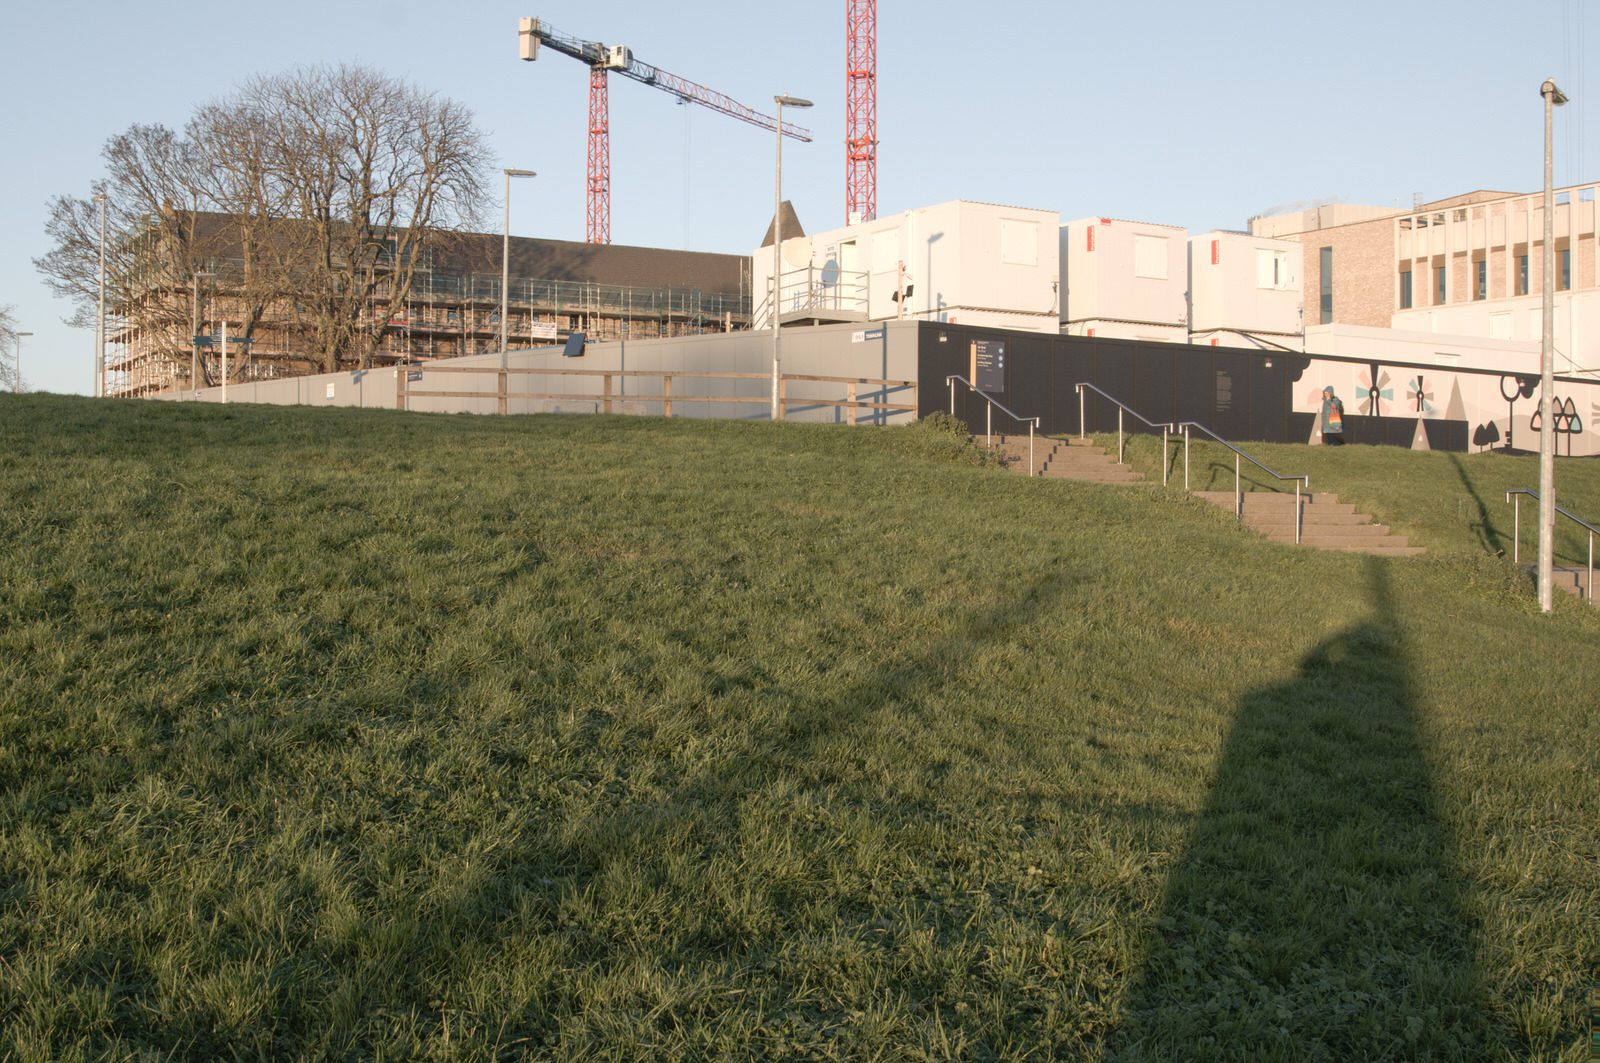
[
  {"left": 979, "top": 432, "right": 1425, "bottom": 558},
  {"left": 1523, "top": 565, "right": 1595, "bottom": 603},
  {"left": 1194, "top": 491, "right": 1424, "bottom": 557},
  {"left": 981, "top": 435, "right": 1144, "bottom": 484}
]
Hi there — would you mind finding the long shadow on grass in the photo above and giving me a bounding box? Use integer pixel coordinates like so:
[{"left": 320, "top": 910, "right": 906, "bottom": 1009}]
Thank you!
[
  {"left": 1114, "top": 559, "right": 1493, "bottom": 1059},
  {"left": 1448, "top": 452, "right": 1507, "bottom": 557}
]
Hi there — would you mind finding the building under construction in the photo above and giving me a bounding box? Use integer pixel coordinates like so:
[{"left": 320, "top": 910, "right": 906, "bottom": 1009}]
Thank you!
[{"left": 108, "top": 216, "right": 753, "bottom": 397}]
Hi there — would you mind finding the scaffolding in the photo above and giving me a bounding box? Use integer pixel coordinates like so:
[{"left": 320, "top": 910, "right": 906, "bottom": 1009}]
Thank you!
[{"left": 108, "top": 265, "right": 754, "bottom": 396}]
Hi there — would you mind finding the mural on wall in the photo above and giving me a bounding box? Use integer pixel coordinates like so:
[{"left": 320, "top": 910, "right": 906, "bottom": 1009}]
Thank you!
[
  {"left": 1536, "top": 396, "right": 1587, "bottom": 456},
  {"left": 1295, "top": 359, "right": 1597, "bottom": 456},
  {"left": 1358, "top": 364, "right": 1394, "bottom": 416},
  {"left": 1498, "top": 374, "right": 1538, "bottom": 451},
  {"left": 1406, "top": 375, "right": 1433, "bottom": 415}
]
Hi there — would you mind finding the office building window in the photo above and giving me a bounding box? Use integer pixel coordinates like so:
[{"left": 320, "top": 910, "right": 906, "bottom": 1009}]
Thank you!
[
  {"left": 1560, "top": 249, "right": 1571, "bottom": 291},
  {"left": 1319, "top": 246, "right": 1333, "bottom": 323},
  {"left": 1517, "top": 255, "right": 1529, "bottom": 296},
  {"left": 1399, "top": 270, "right": 1413, "bottom": 309},
  {"left": 1475, "top": 259, "right": 1486, "bottom": 300},
  {"left": 1435, "top": 265, "right": 1447, "bottom": 305}
]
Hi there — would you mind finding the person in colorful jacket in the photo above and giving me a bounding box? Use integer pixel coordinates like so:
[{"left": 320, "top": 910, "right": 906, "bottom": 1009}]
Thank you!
[{"left": 1320, "top": 386, "right": 1345, "bottom": 445}]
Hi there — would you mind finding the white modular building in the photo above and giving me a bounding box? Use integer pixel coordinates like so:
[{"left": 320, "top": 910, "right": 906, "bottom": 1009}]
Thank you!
[
  {"left": 1187, "top": 231, "right": 1305, "bottom": 350},
  {"left": 1060, "top": 217, "right": 1188, "bottom": 343},
  {"left": 754, "top": 200, "right": 1061, "bottom": 335}
]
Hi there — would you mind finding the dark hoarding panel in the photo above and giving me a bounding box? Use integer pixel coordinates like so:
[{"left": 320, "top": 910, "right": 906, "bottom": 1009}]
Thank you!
[{"left": 912, "top": 322, "right": 1515, "bottom": 453}]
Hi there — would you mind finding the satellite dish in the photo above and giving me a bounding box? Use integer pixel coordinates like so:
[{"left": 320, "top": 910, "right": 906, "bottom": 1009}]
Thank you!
[{"left": 782, "top": 237, "right": 811, "bottom": 268}]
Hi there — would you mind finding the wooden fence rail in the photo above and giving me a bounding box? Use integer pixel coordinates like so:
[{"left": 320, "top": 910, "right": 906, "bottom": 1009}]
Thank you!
[{"left": 395, "top": 364, "right": 916, "bottom": 424}]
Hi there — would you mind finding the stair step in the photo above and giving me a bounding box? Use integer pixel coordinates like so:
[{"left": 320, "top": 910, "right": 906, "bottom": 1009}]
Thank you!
[
  {"left": 1195, "top": 491, "right": 1342, "bottom": 507},
  {"left": 1261, "top": 531, "right": 1409, "bottom": 547},
  {"left": 1317, "top": 545, "right": 1428, "bottom": 557}
]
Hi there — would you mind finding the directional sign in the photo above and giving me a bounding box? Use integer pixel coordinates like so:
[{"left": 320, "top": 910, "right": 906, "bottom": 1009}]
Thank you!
[{"left": 971, "top": 339, "right": 1005, "bottom": 392}]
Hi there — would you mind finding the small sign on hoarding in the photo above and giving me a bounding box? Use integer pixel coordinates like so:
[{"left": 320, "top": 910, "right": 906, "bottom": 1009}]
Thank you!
[{"left": 971, "top": 339, "right": 1005, "bottom": 392}]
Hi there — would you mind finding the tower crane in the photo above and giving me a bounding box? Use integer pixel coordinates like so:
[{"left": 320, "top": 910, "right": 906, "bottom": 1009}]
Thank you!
[
  {"left": 845, "top": 0, "right": 877, "bottom": 225},
  {"left": 518, "top": 17, "right": 813, "bottom": 245}
]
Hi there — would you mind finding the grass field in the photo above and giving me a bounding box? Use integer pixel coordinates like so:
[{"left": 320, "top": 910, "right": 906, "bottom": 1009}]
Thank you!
[{"left": 1, "top": 395, "right": 1597, "bottom": 1060}]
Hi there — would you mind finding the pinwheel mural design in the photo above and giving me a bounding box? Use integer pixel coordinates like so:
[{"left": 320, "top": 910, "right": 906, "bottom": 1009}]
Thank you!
[
  {"left": 1358, "top": 364, "right": 1393, "bottom": 416},
  {"left": 1406, "top": 375, "right": 1433, "bottom": 415}
]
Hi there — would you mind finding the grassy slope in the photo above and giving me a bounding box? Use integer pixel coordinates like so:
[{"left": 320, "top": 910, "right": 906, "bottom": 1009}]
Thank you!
[
  {"left": 1114, "top": 430, "right": 1600, "bottom": 566},
  {"left": 1, "top": 396, "right": 1596, "bottom": 1060}
]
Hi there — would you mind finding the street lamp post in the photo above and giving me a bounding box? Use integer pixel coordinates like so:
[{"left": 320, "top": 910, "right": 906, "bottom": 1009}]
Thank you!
[
  {"left": 14, "top": 332, "right": 32, "bottom": 394},
  {"left": 95, "top": 192, "right": 106, "bottom": 398},
  {"left": 771, "top": 94, "right": 812, "bottom": 421},
  {"left": 1538, "top": 78, "right": 1568, "bottom": 613},
  {"left": 191, "top": 271, "right": 215, "bottom": 400},
  {"left": 502, "top": 168, "right": 538, "bottom": 369}
]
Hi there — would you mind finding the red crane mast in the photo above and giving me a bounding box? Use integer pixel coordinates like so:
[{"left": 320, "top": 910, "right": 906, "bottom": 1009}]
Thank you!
[
  {"left": 845, "top": 0, "right": 877, "bottom": 224},
  {"left": 519, "top": 17, "right": 813, "bottom": 245}
]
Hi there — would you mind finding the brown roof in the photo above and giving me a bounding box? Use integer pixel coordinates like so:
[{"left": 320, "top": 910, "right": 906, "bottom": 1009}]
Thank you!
[
  {"left": 433, "top": 231, "right": 748, "bottom": 293},
  {"left": 182, "top": 211, "right": 748, "bottom": 295}
]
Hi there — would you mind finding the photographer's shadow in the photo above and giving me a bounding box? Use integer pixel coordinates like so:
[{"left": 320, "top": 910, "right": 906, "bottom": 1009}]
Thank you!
[{"left": 1115, "top": 560, "right": 1489, "bottom": 1058}]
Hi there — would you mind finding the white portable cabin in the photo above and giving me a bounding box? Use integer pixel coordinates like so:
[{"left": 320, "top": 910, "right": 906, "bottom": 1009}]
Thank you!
[
  {"left": 1188, "top": 230, "right": 1305, "bottom": 350},
  {"left": 1060, "top": 216, "right": 1188, "bottom": 343},
  {"left": 754, "top": 200, "right": 1061, "bottom": 335}
]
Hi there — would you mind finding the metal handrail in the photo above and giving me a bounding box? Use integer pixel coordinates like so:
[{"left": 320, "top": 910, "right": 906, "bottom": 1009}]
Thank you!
[
  {"left": 1074, "top": 382, "right": 1175, "bottom": 484},
  {"left": 946, "top": 375, "right": 1041, "bottom": 477},
  {"left": 1505, "top": 489, "right": 1596, "bottom": 603},
  {"left": 1179, "top": 421, "right": 1310, "bottom": 544}
]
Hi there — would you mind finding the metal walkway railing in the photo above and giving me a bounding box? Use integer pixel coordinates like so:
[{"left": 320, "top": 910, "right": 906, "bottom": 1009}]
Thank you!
[
  {"left": 1075, "top": 383, "right": 1175, "bottom": 484},
  {"left": 946, "top": 375, "right": 1040, "bottom": 476},
  {"left": 1505, "top": 489, "right": 1597, "bottom": 602},
  {"left": 1179, "top": 422, "right": 1311, "bottom": 544}
]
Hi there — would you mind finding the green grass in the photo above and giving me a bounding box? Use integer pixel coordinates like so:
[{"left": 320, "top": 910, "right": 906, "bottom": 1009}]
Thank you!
[
  {"left": 1, "top": 395, "right": 1597, "bottom": 1060},
  {"left": 1111, "top": 429, "right": 1600, "bottom": 568}
]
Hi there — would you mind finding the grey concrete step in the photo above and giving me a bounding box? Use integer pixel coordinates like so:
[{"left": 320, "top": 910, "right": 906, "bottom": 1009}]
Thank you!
[
  {"left": 1523, "top": 565, "right": 1594, "bottom": 601},
  {"left": 1261, "top": 530, "right": 1409, "bottom": 548},
  {"left": 1195, "top": 488, "right": 1420, "bottom": 555}
]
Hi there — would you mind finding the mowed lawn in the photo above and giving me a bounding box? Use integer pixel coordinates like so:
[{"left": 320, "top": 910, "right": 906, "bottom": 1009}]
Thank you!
[{"left": 1, "top": 395, "right": 1597, "bottom": 1060}]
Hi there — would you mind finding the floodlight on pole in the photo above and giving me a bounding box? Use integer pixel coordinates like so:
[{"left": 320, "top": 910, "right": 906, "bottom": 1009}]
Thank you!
[
  {"left": 771, "top": 94, "right": 813, "bottom": 422},
  {"left": 1538, "top": 77, "right": 1567, "bottom": 613},
  {"left": 502, "top": 168, "right": 538, "bottom": 369},
  {"left": 14, "top": 332, "right": 32, "bottom": 394}
]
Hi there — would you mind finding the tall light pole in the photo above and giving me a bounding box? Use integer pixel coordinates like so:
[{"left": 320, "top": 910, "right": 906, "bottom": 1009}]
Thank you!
[
  {"left": 191, "top": 270, "right": 215, "bottom": 400},
  {"left": 95, "top": 192, "right": 106, "bottom": 398},
  {"left": 771, "top": 94, "right": 812, "bottom": 421},
  {"left": 1538, "top": 78, "right": 1568, "bottom": 613},
  {"left": 14, "top": 332, "right": 32, "bottom": 394},
  {"left": 502, "top": 168, "right": 537, "bottom": 368}
]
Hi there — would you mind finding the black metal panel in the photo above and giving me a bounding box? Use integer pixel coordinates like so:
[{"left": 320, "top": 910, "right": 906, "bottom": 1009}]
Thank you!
[
  {"left": 1209, "top": 350, "right": 1251, "bottom": 441},
  {"left": 1423, "top": 419, "right": 1470, "bottom": 452},
  {"left": 912, "top": 322, "right": 1485, "bottom": 451}
]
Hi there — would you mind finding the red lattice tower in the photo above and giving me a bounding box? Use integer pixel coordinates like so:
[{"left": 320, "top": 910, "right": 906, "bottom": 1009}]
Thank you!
[
  {"left": 845, "top": 0, "right": 877, "bottom": 224},
  {"left": 586, "top": 67, "right": 612, "bottom": 244}
]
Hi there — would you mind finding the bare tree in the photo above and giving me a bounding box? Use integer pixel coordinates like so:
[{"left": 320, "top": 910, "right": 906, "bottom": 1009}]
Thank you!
[
  {"left": 252, "top": 65, "right": 490, "bottom": 372},
  {"left": 34, "top": 65, "right": 490, "bottom": 385},
  {"left": 0, "top": 304, "right": 18, "bottom": 391}
]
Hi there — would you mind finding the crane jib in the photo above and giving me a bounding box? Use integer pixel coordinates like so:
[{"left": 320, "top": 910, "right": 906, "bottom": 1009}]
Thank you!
[{"left": 519, "top": 16, "right": 811, "bottom": 142}]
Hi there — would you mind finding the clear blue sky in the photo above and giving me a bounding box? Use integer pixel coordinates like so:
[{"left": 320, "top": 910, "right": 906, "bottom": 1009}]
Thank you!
[{"left": 2, "top": 0, "right": 1592, "bottom": 395}]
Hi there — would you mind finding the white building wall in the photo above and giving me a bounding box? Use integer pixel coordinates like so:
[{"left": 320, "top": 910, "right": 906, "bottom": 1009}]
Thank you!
[
  {"left": 1188, "top": 231, "right": 1304, "bottom": 348},
  {"left": 753, "top": 200, "right": 1060, "bottom": 335},
  {"left": 1061, "top": 217, "right": 1188, "bottom": 341},
  {"left": 1392, "top": 290, "right": 1600, "bottom": 380},
  {"left": 1304, "top": 323, "right": 1540, "bottom": 375}
]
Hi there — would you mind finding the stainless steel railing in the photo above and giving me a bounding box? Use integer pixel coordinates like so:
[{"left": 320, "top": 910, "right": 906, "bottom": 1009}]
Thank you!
[
  {"left": 1180, "top": 422, "right": 1311, "bottom": 544},
  {"left": 1074, "top": 383, "right": 1176, "bottom": 485},
  {"left": 946, "top": 375, "right": 1041, "bottom": 476},
  {"left": 1505, "top": 489, "right": 1597, "bottom": 603}
]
